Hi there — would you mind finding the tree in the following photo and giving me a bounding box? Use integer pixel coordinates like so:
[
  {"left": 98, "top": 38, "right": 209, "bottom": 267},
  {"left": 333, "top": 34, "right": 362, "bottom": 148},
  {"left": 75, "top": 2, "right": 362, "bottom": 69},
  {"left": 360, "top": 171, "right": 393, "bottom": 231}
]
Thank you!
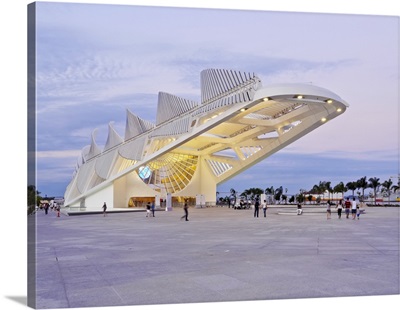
[
  {"left": 296, "top": 193, "right": 305, "bottom": 203},
  {"left": 27, "top": 185, "right": 41, "bottom": 215},
  {"left": 245, "top": 188, "right": 264, "bottom": 197},
  {"left": 325, "top": 181, "right": 333, "bottom": 201},
  {"left": 319, "top": 181, "right": 327, "bottom": 201},
  {"left": 381, "top": 179, "right": 393, "bottom": 202},
  {"left": 230, "top": 188, "right": 237, "bottom": 207},
  {"left": 346, "top": 181, "right": 357, "bottom": 197},
  {"left": 265, "top": 186, "right": 274, "bottom": 204},
  {"left": 310, "top": 183, "right": 324, "bottom": 203},
  {"left": 333, "top": 182, "right": 347, "bottom": 199},
  {"left": 356, "top": 176, "right": 369, "bottom": 201},
  {"left": 223, "top": 196, "right": 230, "bottom": 206},
  {"left": 274, "top": 186, "right": 283, "bottom": 204},
  {"left": 241, "top": 188, "right": 263, "bottom": 207},
  {"left": 368, "top": 177, "right": 381, "bottom": 205}
]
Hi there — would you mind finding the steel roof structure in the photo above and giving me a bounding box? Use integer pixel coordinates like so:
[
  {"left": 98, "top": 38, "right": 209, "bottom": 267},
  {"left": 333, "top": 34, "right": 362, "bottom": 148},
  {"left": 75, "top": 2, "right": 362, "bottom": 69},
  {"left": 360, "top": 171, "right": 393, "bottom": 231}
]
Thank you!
[{"left": 64, "top": 68, "right": 348, "bottom": 211}]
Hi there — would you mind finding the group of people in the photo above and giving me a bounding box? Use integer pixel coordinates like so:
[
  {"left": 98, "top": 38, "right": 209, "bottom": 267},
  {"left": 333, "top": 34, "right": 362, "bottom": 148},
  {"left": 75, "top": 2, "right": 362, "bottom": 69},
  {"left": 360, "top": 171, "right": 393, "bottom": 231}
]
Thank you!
[
  {"left": 102, "top": 201, "right": 189, "bottom": 221},
  {"left": 326, "top": 198, "right": 362, "bottom": 220},
  {"left": 253, "top": 197, "right": 268, "bottom": 218},
  {"left": 42, "top": 201, "right": 61, "bottom": 217},
  {"left": 145, "top": 202, "right": 156, "bottom": 217}
]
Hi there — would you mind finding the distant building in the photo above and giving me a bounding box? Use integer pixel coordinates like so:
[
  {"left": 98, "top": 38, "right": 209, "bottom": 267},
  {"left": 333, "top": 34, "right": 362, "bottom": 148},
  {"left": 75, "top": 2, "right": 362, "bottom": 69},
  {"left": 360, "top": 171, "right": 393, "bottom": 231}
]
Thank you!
[{"left": 64, "top": 68, "right": 348, "bottom": 211}]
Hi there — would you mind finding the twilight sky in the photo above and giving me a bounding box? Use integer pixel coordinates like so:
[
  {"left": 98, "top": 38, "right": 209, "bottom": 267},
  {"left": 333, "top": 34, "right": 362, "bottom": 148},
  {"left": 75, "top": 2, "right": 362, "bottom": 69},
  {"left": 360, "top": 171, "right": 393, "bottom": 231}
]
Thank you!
[{"left": 34, "top": 1, "right": 399, "bottom": 198}]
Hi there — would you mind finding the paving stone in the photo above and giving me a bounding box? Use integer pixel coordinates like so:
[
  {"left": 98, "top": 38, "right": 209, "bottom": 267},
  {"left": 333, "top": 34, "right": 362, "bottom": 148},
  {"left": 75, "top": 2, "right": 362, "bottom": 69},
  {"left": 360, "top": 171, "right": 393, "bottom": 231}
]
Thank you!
[{"left": 33, "top": 206, "right": 400, "bottom": 308}]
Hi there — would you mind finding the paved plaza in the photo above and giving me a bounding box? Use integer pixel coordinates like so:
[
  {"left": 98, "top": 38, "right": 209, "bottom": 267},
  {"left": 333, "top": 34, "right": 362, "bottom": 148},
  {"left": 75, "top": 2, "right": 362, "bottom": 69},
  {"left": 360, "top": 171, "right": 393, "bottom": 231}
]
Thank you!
[{"left": 32, "top": 205, "right": 399, "bottom": 309}]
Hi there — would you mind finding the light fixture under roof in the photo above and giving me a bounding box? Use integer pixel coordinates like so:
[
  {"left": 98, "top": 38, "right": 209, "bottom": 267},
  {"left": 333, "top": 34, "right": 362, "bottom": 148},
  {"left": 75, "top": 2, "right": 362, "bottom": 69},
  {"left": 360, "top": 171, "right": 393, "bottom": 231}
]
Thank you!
[
  {"left": 321, "top": 117, "right": 327, "bottom": 122},
  {"left": 326, "top": 99, "right": 333, "bottom": 104},
  {"left": 240, "top": 108, "right": 247, "bottom": 112},
  {"left": 263, "top": 97, "right": 270, "bottom": 101},
  {"left": 337, "top": 108, "right": 342, "bottom": 112}
]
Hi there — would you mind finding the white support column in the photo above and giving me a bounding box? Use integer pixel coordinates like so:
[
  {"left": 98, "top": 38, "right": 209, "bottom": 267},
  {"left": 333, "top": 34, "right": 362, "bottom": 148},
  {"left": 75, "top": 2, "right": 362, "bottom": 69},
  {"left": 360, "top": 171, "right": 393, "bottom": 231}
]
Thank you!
[
  {"left": 196, "top": 194, "right": 205, "bottom": 208},
  {"left": 165, "top": 193, "right": 172, "bottom": 211},
  {"left": 155, "top": 194, "right": 161, "bottom": 210}
]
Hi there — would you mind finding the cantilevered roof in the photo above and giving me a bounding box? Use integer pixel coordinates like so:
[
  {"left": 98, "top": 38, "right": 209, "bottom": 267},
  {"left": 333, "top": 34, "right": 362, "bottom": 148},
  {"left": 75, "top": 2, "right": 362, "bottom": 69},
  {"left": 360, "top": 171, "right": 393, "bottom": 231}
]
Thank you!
[{"left": 64, "top": 68, "right": 348, "bottom": 206}]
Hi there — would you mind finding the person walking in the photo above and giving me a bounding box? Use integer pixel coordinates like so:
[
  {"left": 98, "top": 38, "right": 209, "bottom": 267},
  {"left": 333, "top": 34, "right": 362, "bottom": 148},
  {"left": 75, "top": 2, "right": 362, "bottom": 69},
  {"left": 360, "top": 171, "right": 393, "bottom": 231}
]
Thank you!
[
  {"left": 297, "top": 204, "right": 303, "bottom": 215},
  {"left": 56, "top": 204, "right": 61, "bottom": 218},
  {"left": 336, "top": 199, "right": 343, "bottom": 219},
  {"left": 261, "top": 200, "right": 268, "bottom": 218},
  {"left": 181, "top": 202, "right": 189, "bottom": 221},
  {"left": 102, "top": 202, "right": 107, "bottom": 217},
  {"left": 356, "top": 206, "right": 361, "bottom": 220},
  {"left": 44, "top": 203, "right": 49, "bottom": 215},
  {"left": 326, "top": 200, "right": 331, "bottom": 219},
  {"left": 151, "top": 202, "right": 155, "bottom": 217},
  {"left": 351, "top": 198, "right": 357, "bottom": 220},
  {"left": 344, "top": 198, "right": 351, "bottom": 219},
  {"left": 146, "top": 202, "right": 151, "bottom": 217}
]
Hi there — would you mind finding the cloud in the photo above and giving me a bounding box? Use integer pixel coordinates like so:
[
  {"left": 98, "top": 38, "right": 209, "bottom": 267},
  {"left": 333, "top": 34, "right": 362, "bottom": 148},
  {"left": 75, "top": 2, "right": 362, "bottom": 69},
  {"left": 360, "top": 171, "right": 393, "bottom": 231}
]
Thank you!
[
  {"left": 36, "top": 150, "right": 81, "bottom": 159},
  {"left": 33, "top": 3, "right": 398, "bottom": 198}
]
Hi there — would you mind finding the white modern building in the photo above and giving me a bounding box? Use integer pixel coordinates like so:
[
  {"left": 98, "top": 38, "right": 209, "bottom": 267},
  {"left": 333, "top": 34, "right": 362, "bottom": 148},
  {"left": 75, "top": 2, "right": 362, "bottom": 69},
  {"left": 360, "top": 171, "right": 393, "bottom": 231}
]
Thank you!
[{"left": 64, "top": 68, "right": 348, "bottom": 211}]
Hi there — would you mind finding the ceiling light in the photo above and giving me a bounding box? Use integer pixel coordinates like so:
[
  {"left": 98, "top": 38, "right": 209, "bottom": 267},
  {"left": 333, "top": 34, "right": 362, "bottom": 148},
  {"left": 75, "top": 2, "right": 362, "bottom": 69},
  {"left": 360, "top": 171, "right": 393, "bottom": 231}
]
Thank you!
[
  {"left": 326, "top": 99, "right": 333, "bottom": 104},
  {"left": 296, "top": 95, "right": 304, "bottom": 99},
  {"left": 321, "top": 117, "right": 327, "bottom": 122},
  {"left": 240, "top": 108, "right": 247, "bottom": 112},
  {"left": 263, "top": 97, "right": 270, "bottom": 101},
  {"left": 337, "top": 108, "right": 342, "bottom": 112}
]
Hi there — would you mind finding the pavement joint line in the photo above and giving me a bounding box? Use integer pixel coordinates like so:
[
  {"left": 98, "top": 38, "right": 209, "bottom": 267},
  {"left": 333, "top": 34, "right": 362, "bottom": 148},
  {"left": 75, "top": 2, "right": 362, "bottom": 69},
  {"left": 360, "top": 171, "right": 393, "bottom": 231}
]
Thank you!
[{"left": 32, "top": 206, "right": 400, "bottom": 308}]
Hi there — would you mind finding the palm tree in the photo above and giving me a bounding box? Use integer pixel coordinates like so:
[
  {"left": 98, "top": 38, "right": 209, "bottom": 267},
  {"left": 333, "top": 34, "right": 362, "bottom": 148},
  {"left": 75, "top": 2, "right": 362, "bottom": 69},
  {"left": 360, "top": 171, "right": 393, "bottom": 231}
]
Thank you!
[
  {"left": 325, "top": 181, "right": 333, "bottom": 201},
  {"left": 310, "top": 182, "right": 326, "bottom": 203},
  {"left": 274, "top": 186, "right": 283, "bottom": 204},
  {"left": 368, "top": 177, "right": 380, "bottom": 205},
  {"left": 346, "top": 181, "right": 357, "bottom": 198},
  {"left": 318, "top": 181, "right": 327, "bottom": 202},
  {"left": 356, "top": 176, "right": 369, "bottom": 201},
  {"left": 381, "top": 179, "right": 393, "bottom": 202},
  {"left": 230, "top": 188, "right": 237, "bottom": 208},
  {"left": 333, "top": 182, "right": 347, "bottom": 199},
  {"left": 265, "top": 186, "right": 275, "bottom": 204}
]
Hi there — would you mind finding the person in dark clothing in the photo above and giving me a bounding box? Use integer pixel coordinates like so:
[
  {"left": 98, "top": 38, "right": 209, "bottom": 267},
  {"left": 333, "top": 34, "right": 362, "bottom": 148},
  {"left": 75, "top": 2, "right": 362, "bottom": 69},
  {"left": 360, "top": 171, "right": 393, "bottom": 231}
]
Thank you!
[
  {"left": 344, "top": 198, "right": 351, "bottom": 218},
  {"left": 336, "top": 199, "right": 343, "bottom": 219},
  {"left": 146, "top": 202, "right": 151, "bottom": 217},
  {"left": 181, "top": 202, "right": 189, "bottom": 221},
  {"left": 297, "top": 204, "right": 303, "bottom": 215},
  {"left": 254, "top": 196, "right": 260, "bottom": 218},
  {"left": 102, "top": 202, "right": 107, "bottom": 217}
]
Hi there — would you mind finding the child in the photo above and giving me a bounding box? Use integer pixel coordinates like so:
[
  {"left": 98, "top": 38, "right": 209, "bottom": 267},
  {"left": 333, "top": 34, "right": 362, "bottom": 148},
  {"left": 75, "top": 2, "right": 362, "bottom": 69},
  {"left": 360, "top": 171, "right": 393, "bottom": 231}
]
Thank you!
[{"left": 356, "top": 206, "right": 361, "bottom": 220}]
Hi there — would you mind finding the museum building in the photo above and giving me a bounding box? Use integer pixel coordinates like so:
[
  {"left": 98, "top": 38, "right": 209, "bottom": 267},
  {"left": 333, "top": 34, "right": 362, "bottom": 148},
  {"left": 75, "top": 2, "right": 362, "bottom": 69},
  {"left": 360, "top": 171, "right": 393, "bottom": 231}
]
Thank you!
[{"left": 64, "top": 68, "right": 348, "bottom": 211}]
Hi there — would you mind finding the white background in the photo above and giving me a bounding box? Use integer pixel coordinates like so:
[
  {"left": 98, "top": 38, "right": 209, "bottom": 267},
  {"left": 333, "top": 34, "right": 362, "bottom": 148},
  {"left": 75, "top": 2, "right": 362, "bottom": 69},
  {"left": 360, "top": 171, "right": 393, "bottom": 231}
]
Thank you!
[{"left": 1, "top": 1, "right": 399, "bottom": 310}]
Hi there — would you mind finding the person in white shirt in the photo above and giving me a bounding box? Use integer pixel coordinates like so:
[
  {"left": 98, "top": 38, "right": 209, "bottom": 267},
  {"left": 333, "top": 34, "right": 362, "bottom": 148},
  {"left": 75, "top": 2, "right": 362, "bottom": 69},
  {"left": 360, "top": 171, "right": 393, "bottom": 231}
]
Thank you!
[
  {"left": 261, "top": 200, "right": 268, "bottom": 218},
  {"left": 351, "top": 198, "right": 357, "bottom": 220}
]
